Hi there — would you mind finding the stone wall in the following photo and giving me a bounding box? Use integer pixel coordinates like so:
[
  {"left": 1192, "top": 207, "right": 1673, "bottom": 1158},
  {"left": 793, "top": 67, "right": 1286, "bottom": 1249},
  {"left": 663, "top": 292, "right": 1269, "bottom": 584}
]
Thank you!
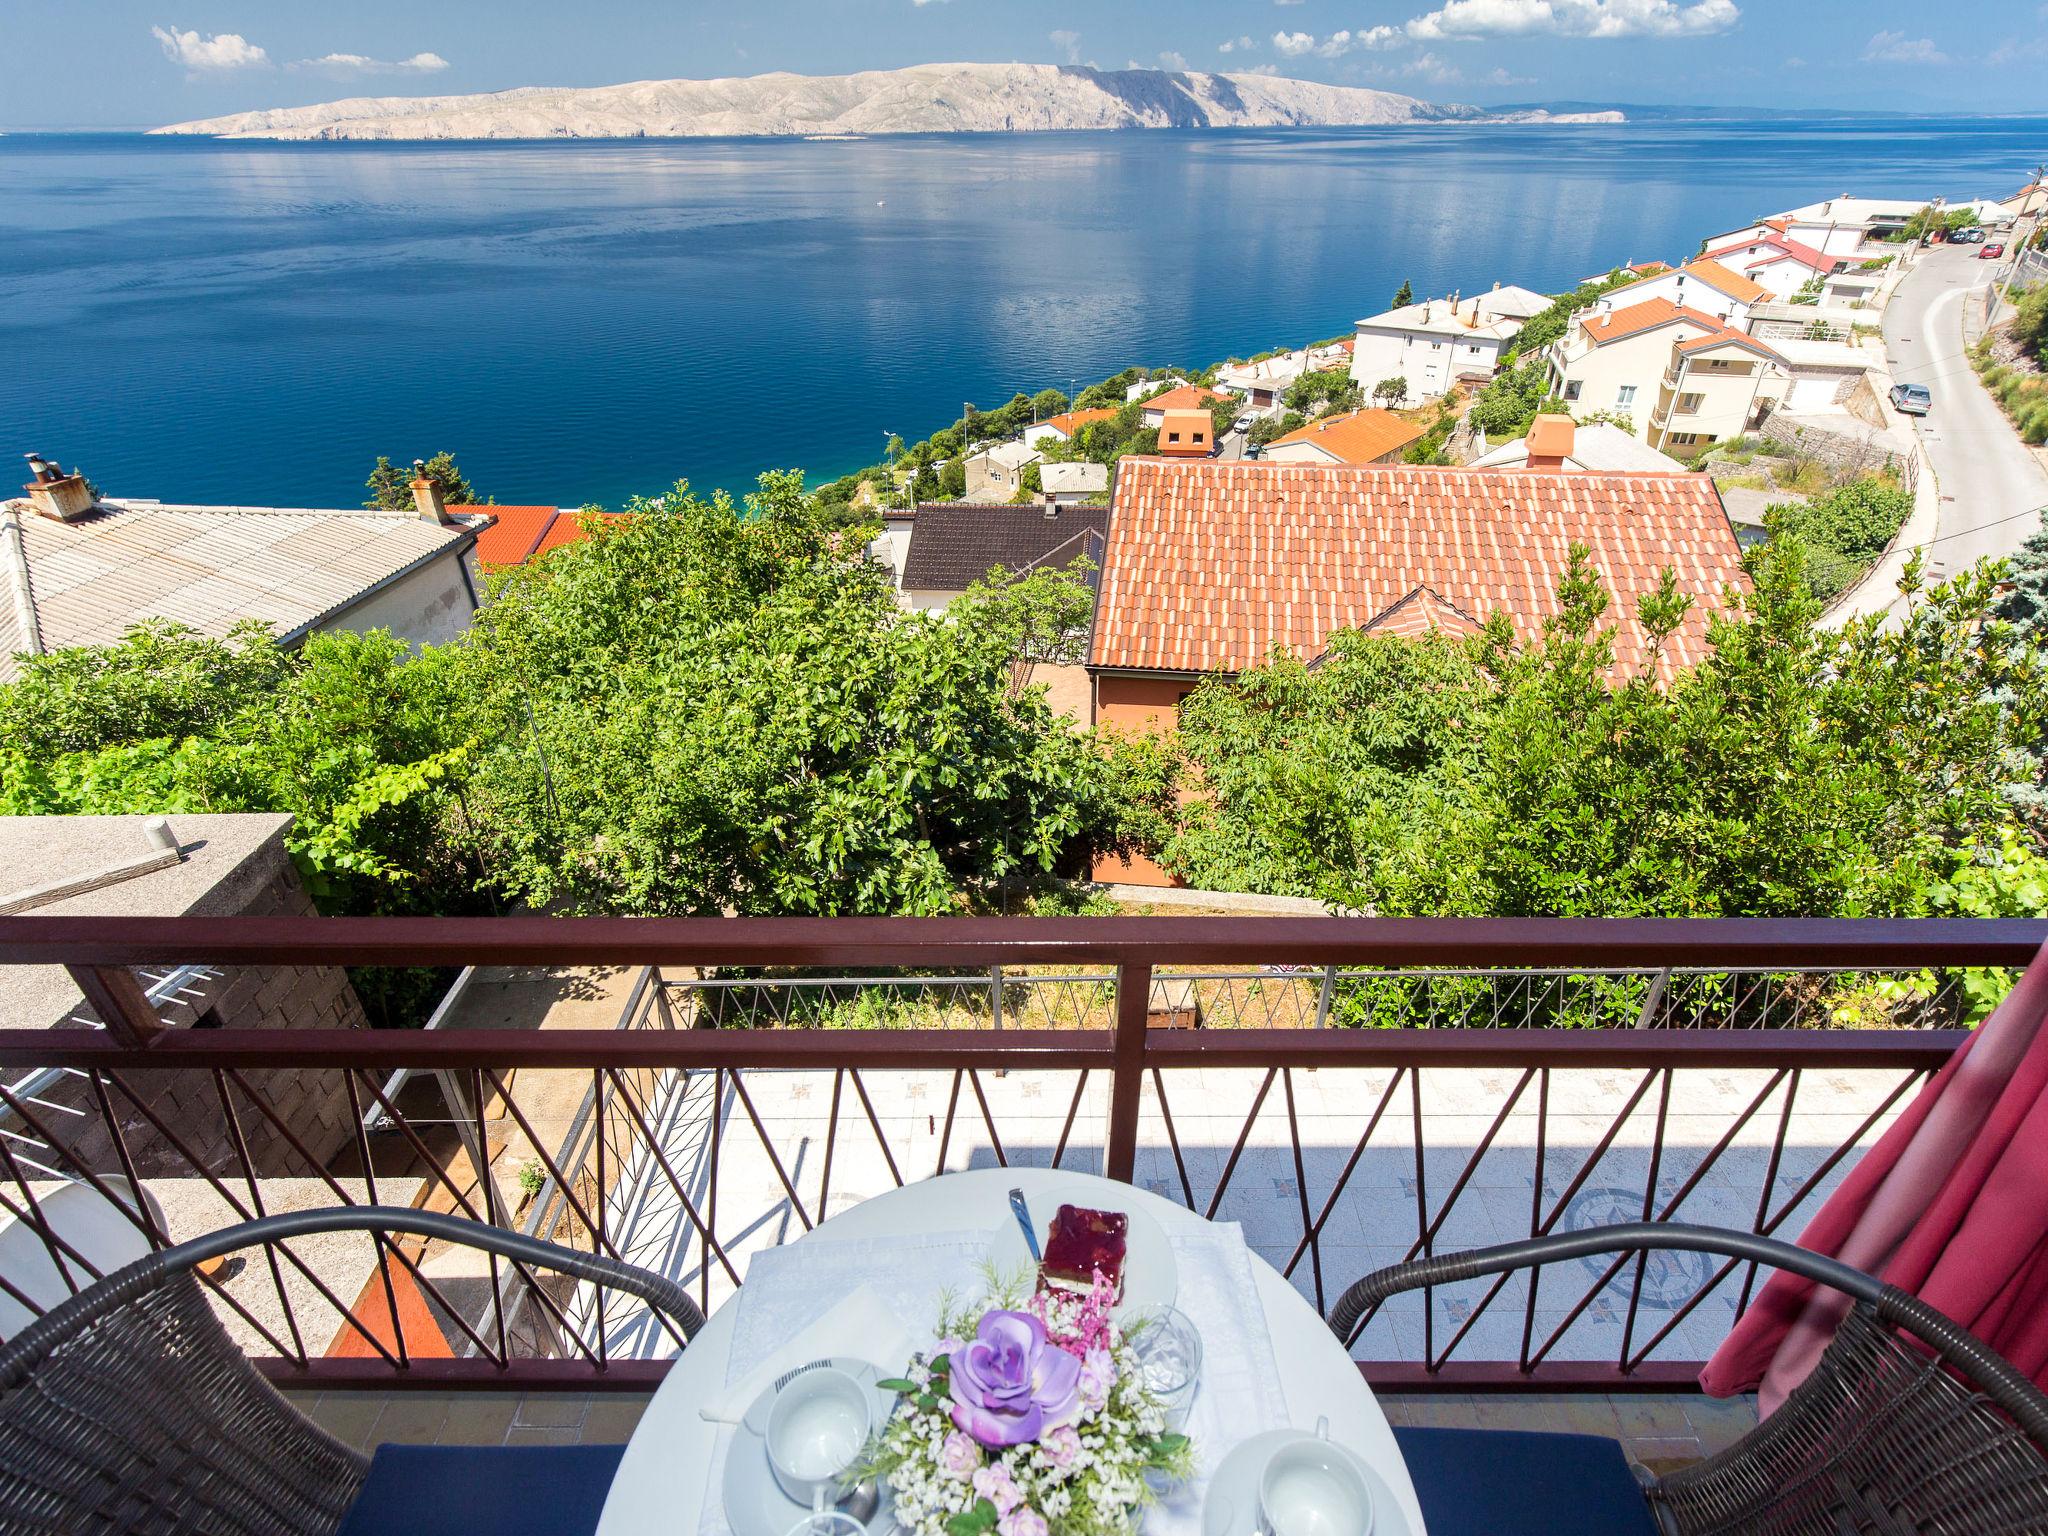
[{"left": 21, "top": 818, "right": 372, "bottom": 1181}]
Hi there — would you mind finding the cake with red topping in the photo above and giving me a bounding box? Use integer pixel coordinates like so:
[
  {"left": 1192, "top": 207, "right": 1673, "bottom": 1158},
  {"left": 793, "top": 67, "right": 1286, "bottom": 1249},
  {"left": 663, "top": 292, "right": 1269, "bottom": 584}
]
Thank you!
[{"left": 1038, "top": 1204, "right": 1128, "bottom": 1300}]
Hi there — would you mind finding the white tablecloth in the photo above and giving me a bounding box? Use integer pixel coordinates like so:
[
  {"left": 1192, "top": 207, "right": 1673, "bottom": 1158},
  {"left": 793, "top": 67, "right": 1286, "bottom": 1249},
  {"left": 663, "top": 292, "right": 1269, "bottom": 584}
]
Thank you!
[{"left": 702, "top": 1223, "right": 1288, "bottom": 1536}]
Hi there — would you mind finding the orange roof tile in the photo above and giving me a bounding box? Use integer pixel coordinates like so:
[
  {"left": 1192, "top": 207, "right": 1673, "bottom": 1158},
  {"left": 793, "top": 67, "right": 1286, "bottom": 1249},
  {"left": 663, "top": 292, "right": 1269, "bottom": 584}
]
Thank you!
[
  {"left": 1140, "top": 385, "right": 1230, "bottom": 414},
  {"left": 1267, "top": 408, "right": 1424, "bottom": 465},
  {"left": 1044, "top": 408, "right": 1120, "bottom": 438},
  {"left": 1360, "top": 585, "right": 1487, "bottom": 640},
  {"left": 1090, "top": 459, "right": 1742, "bottom": 683},
  {"left": 465, "top": 506, "right": 563, "bottom": 566},
  {"left": 1678, "top": 258, "right": 1771, "bottom": 306},
  {"left": 1577, "top": 297, "right": 1770, "bottom": 358}
]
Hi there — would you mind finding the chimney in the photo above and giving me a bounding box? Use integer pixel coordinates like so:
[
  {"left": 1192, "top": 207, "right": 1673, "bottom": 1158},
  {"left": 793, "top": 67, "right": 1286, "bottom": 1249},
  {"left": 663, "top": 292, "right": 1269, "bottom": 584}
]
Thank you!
[
  {"left": 1043, "top": 498, "right": 1059, "bottom": 520},
  {"left": 20, "top": 452, "right": 97, "bottom": 522},
  {"left": 1524, "top": 414, "right": 1575, "bottom": 471},
  {"left": 408, "top": 460, "right": 452, "bottom": 525}
]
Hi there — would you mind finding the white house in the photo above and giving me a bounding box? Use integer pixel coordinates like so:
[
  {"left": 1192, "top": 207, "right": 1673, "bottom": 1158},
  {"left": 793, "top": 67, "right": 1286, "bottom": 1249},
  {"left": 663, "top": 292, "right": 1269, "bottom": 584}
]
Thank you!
[
  {"left": 1038, "top": 462, "right": 1109, "bottom": 506},
  {"left": 1695, "top": 232, "right": 1847, "bottom": 300},
  {"left": 963, "top": 440, "right": 1042, "bottom": 501},
  {"left": 1614, "top": 259, "right": 1771, "bottom": 331},
  {"left": 1124, "top": 375, "right": 1189, "bottom": 403},
  {"left": 1022, "top": 408, "right": 1120, "bottom": 449},
  {"left": 1136, "top": 385, "right": 1229, "bottom": 429},
  {"left": 1349, "top": 284, "right": 1549, "bottom": 407},
  {"left": 1260, "top": 408, "right": 1422, "bottom": 467},
  {"left": 1546, "top": 297, "right": 1788, "bottom": 455},
  {"left": 1215, "top": 354, "right": 1306, "bottom": 418},
  {"left": 3, "top": 454, "right": 486, "bottom": 679},
  {"left": 1703, "top": 199, "right": 1926, "bottom": 259}
]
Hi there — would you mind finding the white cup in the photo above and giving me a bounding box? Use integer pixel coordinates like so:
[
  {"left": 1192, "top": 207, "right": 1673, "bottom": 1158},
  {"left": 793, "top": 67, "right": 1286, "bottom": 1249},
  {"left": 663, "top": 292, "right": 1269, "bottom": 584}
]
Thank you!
[
  {"left": 1257, "top": 1432, "right": 1375, "bottom": 1536},
  {"left": 766, "top": 1368, "right": 872, "bottom": 1508}
]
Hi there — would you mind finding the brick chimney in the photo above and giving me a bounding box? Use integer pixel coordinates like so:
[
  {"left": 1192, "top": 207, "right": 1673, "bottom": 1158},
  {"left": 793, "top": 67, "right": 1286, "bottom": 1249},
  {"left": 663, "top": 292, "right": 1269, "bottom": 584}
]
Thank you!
[
  {"left": 1524, "top": 414, "right": 1575, "bottom": 471},
  {"left": 408, "top": 460, "right": 452, "bottom": 525},
  {"left": 20, "top": 452, "right": 97, "bottom": 522}
]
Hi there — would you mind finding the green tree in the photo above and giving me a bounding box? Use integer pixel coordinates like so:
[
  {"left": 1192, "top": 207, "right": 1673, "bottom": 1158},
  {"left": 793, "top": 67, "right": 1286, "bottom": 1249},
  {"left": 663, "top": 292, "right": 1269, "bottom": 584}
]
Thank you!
[
  {"left": 456, "top": 472, "right": 1131, "bottom": 916},
  {"left": 912, "top": 462, "right": 942, "bottom": 502},
  {"left": 1392, "top": 279, "right": 1414, "bottom": 309},
  {"left": 1763, "top": 473, "right": 1914, "bottom": 601},
  {"left": 1372, "top": 377, "right": 1408, "bottom": 408},
  {"left": 1284, "top": 371, "right": 1363, "bottom": 417},
  {"left": 939, "top": 458, "right": 968, "bottom": 499},
  {"left": 365, "top": 451, "right": 481, "bottom": 512},
  {"left": 1993, "top": 509, "right": 2048, "bottom": 823}
]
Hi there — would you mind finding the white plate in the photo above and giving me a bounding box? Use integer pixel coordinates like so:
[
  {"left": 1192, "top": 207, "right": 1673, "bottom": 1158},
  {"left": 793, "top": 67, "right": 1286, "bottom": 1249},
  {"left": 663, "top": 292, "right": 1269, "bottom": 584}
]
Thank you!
[
  {"left": 722, "top": 1357, "right": 898, "bottom": 1536},
  {"left": 987, "top": 1185, "right": 1178, "bottom": 1318},
  {"left": 1201, "top": 1429, "right": 1409, "bottom": 1536}
]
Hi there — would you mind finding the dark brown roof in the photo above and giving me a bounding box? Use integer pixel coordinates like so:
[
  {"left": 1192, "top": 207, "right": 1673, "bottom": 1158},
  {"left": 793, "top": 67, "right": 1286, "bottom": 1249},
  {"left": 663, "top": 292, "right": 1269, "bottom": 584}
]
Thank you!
[{"left": 900, "top": 502, "right": 1110, "bottom": 593}]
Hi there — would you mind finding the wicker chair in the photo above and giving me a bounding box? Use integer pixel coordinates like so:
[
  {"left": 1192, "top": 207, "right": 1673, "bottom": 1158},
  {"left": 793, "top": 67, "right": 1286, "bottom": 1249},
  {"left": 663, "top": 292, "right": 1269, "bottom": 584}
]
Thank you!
[
  {"left": 0, "top": 1206, "right": 705, "bottom": 1536},
  {"left": 1328, "top": 1222, "right": 2048, "bottom": 1536}
]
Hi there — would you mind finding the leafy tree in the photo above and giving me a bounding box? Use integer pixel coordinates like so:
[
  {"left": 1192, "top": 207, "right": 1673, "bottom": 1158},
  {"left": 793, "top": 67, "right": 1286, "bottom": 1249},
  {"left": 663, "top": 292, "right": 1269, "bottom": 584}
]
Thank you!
[
  {"left": 1030, "top": 388, "right": 1070, "bottom": 420},
  {"left": 1284, "top": 371, "right": 1363, "bottom": 417},
  {"left": 456, "top": 472, "right": 1132, "bottom": 916},
  {"left": 365, "top": 451, "right": 481, "bottom": 512},
  {"left": 1467, "top": 357, "right": 1564, "bottom": 439},
  {"left": 1392, "top": 279, "right": 1414, "bottom": 308},
  {"left": 912, "top": 462, "right": 942, "bottom": 502},
  {"left": 939, "top": 458, "right": 968, "bottom": 499},
  {"left": 1763, "top": 474, "right": 1914, "bottom": 600},
  {"left": 1372, "top": 377, "right": 1408, "bottom": 407},
  {"left": 1993, "top": 510, "right": 2048, "bottom": 824}
]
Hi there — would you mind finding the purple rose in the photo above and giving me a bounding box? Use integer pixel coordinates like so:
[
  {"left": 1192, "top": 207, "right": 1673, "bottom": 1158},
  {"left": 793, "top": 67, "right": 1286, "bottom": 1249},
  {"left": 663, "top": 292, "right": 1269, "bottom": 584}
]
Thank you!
[{"left": 949, "top": 1309, "right": 1082, "bottom": 1448}]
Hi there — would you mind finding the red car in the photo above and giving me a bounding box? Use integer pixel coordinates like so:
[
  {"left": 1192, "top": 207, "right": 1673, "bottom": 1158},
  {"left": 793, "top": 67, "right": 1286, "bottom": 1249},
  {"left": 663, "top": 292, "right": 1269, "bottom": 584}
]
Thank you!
[{"left": 1980, "top": 243, "right": 2007, "bottom": 259}]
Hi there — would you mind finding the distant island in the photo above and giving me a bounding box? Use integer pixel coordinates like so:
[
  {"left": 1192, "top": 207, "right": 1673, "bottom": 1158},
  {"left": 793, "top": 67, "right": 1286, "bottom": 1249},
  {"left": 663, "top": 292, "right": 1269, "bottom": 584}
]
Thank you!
[{"left": 150, "top": 62, "right": 1625, "bottom": 141}]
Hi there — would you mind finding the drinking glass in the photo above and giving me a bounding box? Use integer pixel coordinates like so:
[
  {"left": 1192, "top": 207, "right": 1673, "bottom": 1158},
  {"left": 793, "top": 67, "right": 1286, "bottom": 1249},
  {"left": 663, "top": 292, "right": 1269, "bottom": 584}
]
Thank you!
[{"left": 1133, "top": 1304, "right": 1202, "bottom": 1429}]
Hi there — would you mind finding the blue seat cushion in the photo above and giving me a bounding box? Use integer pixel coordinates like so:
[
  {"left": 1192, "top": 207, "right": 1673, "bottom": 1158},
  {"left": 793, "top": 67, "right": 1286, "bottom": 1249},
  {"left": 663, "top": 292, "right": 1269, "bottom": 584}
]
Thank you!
[
  {"left": 336, "top": 1442, "right": 627, "bottom": 1536},
  {"left": 1392, "top": 1426, "right": 1659, "bottom": 1536}
]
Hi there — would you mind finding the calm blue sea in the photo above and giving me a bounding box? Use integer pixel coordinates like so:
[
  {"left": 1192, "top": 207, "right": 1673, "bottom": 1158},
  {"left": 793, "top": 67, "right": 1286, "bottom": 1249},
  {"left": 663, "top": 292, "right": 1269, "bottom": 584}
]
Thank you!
[{"left": 3, "top": 120, "right": 2043, "bottom": 509}]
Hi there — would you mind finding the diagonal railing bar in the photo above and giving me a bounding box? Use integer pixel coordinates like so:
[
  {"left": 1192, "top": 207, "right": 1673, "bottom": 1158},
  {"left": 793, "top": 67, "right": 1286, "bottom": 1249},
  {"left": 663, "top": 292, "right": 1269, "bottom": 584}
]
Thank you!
[
  {"left": 1519, "top": 1068, "right": 1550, "bottom": 1372},
  {"left": 1738, "top": 1067, "right": 1802, "bottom": 1324},
  {"left": 1279, "top": 1070, "right": 1324, "bottom": 1315},
  {"left": 84, "top": 1069, "right": 166, "bottom": 1251},
  {"left": 0, "top": 1126, "right": 94, "bottom": 1302},
  {"left": 707, "top": 1069, "right": 723, "bottom": 1319},
  {"left": 727, "top": 1069, "right": 816, "bottom": 1233},
  {"left": 593, "top": 1069, "right": 609, "bottom": 1367},
  {"left": 341, "top": 1069, "right": 410, "bottom": 1370},
  {"left": 210, "top": 1071, "right": 314, "bottom": 1367},
  {"left": 347, "top": 1068, "right": 511, "bottom": 1367},
  {"left": 602, "top": 1068, "right": 740, "bottom": 1288},
  {"left": 963, "top": 1070, "right": 1009, "bottom": 1170},
  {"left": 1148, "top": 1068, "right": 1195, "bottom": 1209},
  {"left": 1411, "top": 1067, "right": 1431, "bottom": 1366},
  {"left": 1049, "top": 1069, "right": 1090, "bottom": 1175},
  {"left": 935, "top": 1069, "right": 964, "bottom": 1180},
  {"left": 816, "top": 1070, "right": 844, "bottom": 1222},
  {"left": 468, "top": 1066, "right": 515, "bottom": 1367},
  {"left": 1618, "top": 1069, "right": 1676, "bottom": 1368},
  {"left": 1203, "top": 1068, "right": 1279, "bottom": 1221},
  {"left": 1415, "top": 1070, "right": 1541, "bottom": 1370},
  {"left": 1282, "top": 1068, "right": 1406, "bottom": 1280},
  {"left": 846, "top": 1069, "right": 906, "bottom": 1190},
  {"left": 0, "top": 1077, "right": 299, "bottom": 1360}
]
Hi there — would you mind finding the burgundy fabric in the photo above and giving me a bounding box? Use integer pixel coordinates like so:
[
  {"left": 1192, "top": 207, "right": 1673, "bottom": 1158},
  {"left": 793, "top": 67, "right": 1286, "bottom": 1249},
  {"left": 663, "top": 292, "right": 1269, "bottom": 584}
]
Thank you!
[{"left": 1701, "top": 944, "right": 2048, "bottom": 1413}]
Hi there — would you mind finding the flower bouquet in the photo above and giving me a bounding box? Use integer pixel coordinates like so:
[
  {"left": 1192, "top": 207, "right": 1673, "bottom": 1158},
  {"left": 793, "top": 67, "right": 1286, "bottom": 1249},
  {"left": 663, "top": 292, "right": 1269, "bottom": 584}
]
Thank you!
[{"left": 854, "top": 1274, "right": 1194, "bottom": 1536}]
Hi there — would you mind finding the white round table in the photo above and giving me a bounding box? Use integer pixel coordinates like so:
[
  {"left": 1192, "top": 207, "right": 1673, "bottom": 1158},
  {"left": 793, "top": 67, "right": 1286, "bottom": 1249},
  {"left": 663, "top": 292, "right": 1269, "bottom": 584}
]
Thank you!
[{"left": 596, "top": 1167, "right": 1424, "bottom": 1536}]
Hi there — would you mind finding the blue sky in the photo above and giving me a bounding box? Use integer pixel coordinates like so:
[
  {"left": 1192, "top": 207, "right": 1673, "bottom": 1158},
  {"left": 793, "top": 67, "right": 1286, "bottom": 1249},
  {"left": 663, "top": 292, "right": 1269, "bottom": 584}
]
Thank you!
[{"left": 9, "top": 0, "right": 2048, "bottom": 128}]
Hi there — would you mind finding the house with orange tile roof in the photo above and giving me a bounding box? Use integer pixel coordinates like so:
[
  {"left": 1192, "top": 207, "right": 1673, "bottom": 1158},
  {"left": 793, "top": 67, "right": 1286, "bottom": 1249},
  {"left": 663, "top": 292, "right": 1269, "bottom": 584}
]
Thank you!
[
  {"left": 1696, "top": 232, "right": 1848, "bottom": 300},
  {"left": 1084, "top": 453, "right": 1742, "bottom": 728},
  {"left": 1023, "top": 407, "right": 1120, "bottom": 449},
  {"left": 1154, "top": 409, "right": 1216, "bottom": 459},
  {"left": 1137, "top": 385, "right": 1230, "bottom": 429},
  {"left": 1546, "top": 296, "right": 1788, "bottom": 455},
  {"left": 458, "top": 504, "right": 621, "bottom": 569},
  {"left": 1260, "top": 407, "right": 1423, "bottom": 467},
  {"left": 1348, "top": 284, "right": 1550, "bottom": 407},
  {"left": 1611, "top": 259, "right": 1772, "bottom": 330}
]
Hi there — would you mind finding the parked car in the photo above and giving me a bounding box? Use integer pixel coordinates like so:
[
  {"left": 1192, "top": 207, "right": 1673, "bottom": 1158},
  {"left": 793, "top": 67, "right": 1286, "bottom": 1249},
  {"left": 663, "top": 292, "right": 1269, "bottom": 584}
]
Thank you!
[
  {"left": 1890, "top": 382, "right": 1933, "bottom": 416},
  {"left": 1981, "top": 243, "right": 2006, "bottom": 259}
]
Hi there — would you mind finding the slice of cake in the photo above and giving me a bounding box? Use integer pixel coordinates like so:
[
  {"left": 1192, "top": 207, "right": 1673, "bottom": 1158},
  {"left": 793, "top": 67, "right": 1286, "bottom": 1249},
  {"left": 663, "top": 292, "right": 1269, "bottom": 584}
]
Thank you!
[{"left": 1038, "top": 1204, "right": 1129, "bottom": 1300}]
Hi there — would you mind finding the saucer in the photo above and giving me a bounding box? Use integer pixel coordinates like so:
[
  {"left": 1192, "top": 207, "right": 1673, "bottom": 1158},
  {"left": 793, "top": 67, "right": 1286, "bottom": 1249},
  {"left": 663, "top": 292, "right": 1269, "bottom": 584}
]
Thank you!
[
  {"left": 987, "top": 1185, "right": 1178, "bottom": 1317},
  {"left": 1201, "top": 1429, "right": 1409, "bottom": 1536},
  {"left": 722, "top": 1357, "right": 897, "bottom": 1536}
]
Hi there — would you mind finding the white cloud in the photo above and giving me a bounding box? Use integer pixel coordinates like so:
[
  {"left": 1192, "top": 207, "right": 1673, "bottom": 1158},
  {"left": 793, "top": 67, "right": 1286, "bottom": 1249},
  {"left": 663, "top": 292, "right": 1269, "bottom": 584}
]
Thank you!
[
  {"left": 1861, "top": 29, "right": 1948, "bottom": 63},
  {"left": 1405, "top": 0, "right": 1739, "bottom": 42},
  {"left": 1985, "top": 35, "right": 2047, "bottom": 65},
  {"left": 1267, "top": 25, "right": 1406, "bottom": 59},
  {"left": 1218, "top": 35, "right": 1257, "bottom": 53},
  {"left": 1050, "top": 29, "right": 1082, "bottom": 64},
  {"left": 1158, "top": 49, "right": 1189, "bottom": 69},
  {"left": 1405, "top": 51, "right": 1464, "bottom": 81},
  {"left": 151, "top": 25, "right": 269, "bottom": 71},
  {"left": 292, "top": 51, "right": 450, "bottom": 76},
  {"left": 1272, "top": 30, "right": 1317, "bottom": 55},
  {"left": 1240, "top": 61, "right": 1282, "bottom": 73},
  {"left": 1487, "top": 65, "right": 1536, "bottom": 83}
]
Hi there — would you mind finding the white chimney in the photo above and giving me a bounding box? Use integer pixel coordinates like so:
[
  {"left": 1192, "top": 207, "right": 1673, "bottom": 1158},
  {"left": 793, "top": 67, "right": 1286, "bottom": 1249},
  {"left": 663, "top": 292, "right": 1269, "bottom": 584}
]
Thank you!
[
  {"left": 408, "top": 460, "right": 452, "bottom": 525},
  {"left": 20, "top": 452, "right": 97, "bottom": 522}
]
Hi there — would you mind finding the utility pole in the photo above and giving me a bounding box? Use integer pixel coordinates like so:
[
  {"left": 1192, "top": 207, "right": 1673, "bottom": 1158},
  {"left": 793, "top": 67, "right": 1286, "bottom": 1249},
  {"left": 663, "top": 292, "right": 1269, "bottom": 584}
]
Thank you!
[{"left": 1994, "top": 161, "right": 2047, "bottom": 321}]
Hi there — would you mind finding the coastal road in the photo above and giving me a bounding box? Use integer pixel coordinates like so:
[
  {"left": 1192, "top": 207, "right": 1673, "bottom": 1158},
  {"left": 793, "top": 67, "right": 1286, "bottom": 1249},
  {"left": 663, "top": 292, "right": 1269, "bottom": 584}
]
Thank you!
[{"left": 1883, "top": 242, "right": 2048, "bottom": 577}]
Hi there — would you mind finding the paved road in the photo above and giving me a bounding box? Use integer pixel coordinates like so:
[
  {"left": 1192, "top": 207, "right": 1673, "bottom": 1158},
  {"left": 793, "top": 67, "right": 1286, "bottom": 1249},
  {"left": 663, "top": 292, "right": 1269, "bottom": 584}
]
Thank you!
[{"left": 1883, "top": 242, "right": 2048, "bottom": 577}]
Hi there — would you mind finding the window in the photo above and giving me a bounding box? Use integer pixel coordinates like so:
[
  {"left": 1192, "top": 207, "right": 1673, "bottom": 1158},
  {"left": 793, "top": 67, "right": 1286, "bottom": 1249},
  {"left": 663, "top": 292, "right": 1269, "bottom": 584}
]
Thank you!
[
  {"left": 1468, "top": 344, "right": 1484, "bottom": 355},
  {"left": 1167, "top": 431, "right": 1181, "bottom": 443},
  {"left": 1669, "top": 431, "right": 1704, "bottom": 446},
  {"left": 1616, "top": 384, "right": 1637, "bottom": 408},
  {"left": 1562, "top": 380, "right": 1583, "bottom": 402},
  {"left": 1676, "top": 392, "right": 1705, "bottom": 414},
  {"left": 1430, "top": 341, "right": 1443, "bottom": 350}
]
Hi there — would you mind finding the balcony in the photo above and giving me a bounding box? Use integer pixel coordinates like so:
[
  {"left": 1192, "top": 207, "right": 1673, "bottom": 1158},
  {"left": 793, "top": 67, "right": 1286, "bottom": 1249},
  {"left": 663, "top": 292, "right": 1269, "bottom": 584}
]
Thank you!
[{"left": 2, "top": 914, "right": 2042, "bottom": 1514}]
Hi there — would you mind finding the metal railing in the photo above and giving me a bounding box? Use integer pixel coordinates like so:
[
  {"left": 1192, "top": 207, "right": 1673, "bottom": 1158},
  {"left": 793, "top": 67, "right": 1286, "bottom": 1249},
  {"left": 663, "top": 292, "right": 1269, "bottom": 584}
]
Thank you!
[{"left": 0, "top": 915, "right": 2039, "bottom": 1394}]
